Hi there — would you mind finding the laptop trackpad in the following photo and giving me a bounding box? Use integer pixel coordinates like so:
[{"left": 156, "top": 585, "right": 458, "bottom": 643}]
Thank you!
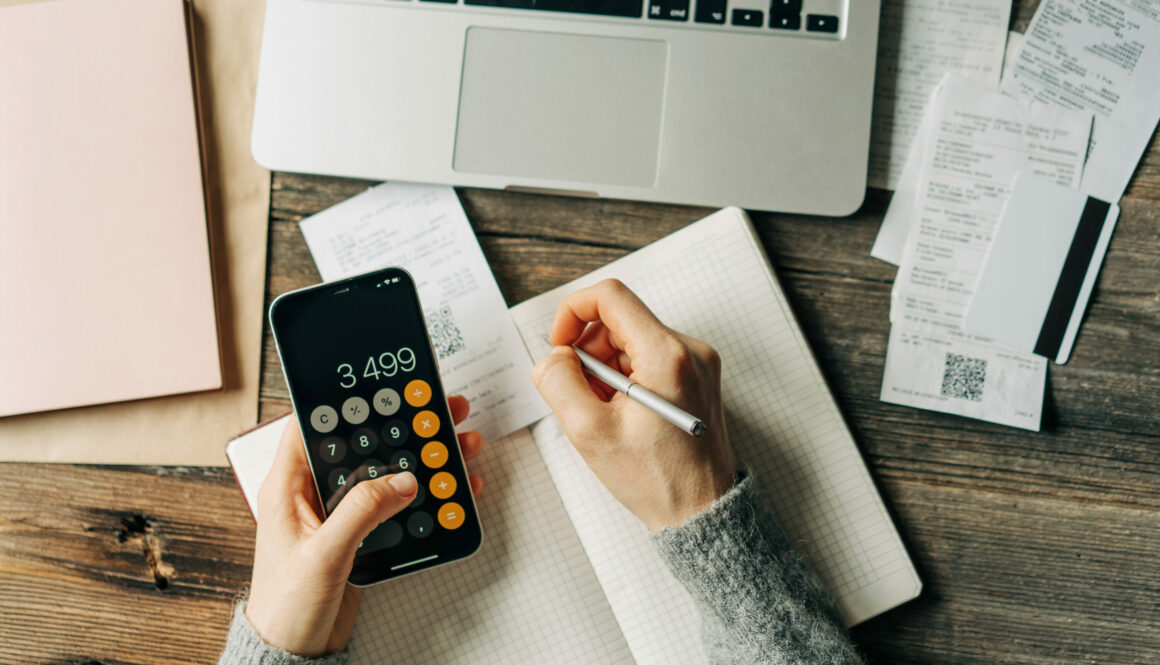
[{"left": 453, "top": 28, "right": 667, "bottom": 188}]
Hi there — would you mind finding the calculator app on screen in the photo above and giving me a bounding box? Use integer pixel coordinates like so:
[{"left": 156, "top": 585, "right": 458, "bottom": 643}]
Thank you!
[{"left": 270, "top": 267, "right": 482, "bottom": 585}]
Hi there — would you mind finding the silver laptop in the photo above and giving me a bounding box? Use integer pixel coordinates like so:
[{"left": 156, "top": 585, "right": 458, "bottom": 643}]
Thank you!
[{"left": 252, "top": 0, "right": 880, "bottom": 215}]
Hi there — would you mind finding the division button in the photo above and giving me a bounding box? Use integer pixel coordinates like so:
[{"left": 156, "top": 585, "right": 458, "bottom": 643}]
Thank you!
[
  {"left": 694, "top": 0, "right": 726, "bottom": 23},
  {"left": 404, "top": 379, "right": 432, "bottom": 408},
  {"left": 430, "top": 471, "right": 457, "bottom": 499},
  {"left": 310, "top": 405, "right": 338, "bottom": 433},
  {"left": 438, "top": 502, "right": 465, "bottom": 530},
  {"left": 732, "top": 8, "right": 763, "bottom": 26},
  {"left": 806, "top": 13, "right": 839, "bottom": 32},
  {"left": 407, "top": 511, "right": 434, "bottom": 538},
  {"left": 421, "top": 441, "right": 449, "bottom": 469},
  {"left": 341, "top": 396, "right": 370, "bottom": 425},
  {"left": 413, "top": 410, "right": 440, "bottom": 438},
  {"left": 770, "top": 13, "right": 800, "bottom": 29},
  {"left": 372, "top": 388, "right": 401, "bottom": 416}
]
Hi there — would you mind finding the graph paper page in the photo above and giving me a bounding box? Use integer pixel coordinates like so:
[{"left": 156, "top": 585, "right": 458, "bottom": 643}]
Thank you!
[
  {"left": 228, "top": 420, "right": 633, "bottom": 663},
  {"left": 510, "top": 208, "right": 921, "bottom": 664}
]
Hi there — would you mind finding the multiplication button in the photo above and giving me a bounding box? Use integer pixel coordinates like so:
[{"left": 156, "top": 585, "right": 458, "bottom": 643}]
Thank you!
[
  {"left": 310, "top": 405, "right": 338, "bottom": 433},
  {"left": 413, "top": 410, "right": 440, "bottom": 438},
  {"left": 342, "top": 396, "right": 370, "bottom": 424},
  {"left": 372, "top": 388, "right": 401, "bottom": 416}
]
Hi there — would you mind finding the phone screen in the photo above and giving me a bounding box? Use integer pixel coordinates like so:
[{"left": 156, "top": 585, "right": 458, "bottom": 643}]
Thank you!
[{"left": 270, "top": 267, "right": 482, "bottom": 585}]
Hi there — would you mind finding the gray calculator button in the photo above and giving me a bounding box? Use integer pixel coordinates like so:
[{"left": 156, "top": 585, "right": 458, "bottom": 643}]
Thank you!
[
  {"left": 358, "top": 520, "right": 403, "bottom": 555},
  {"left": 310, "top": 405, "right": 338, "bottom": 433},
  {"left": 382, "top": 419, "right": 408, "bottom": 446},
  {"left": 350, "top": 427, "right": 379, "bottom": 455},
  {"left": 319, "top": 436, "right": 345, "bottom": 463},
  {"left": 390, "top": 450, "right": 417, "bottom": 473},
  {"left": 409, "top": 483, "right": 426, "bottom": 508},
  {"left": 407, "top": 511, "right": 434, "bottom": 539},
  {"left": 342, "top": 396, "right": 370, "bottom": 425},
  {"left": 372, "top": 388, "right": 402, "bottom": 416},
  {"left": 361, "top": 458, "right": 387, "bottom": 480},
  {"left": 328, "top": 467, "right": 352, "bottom": 493}
]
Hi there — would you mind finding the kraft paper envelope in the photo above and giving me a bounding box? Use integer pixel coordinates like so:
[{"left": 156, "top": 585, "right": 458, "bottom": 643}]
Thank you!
[{"left": 0, "top": 0, "right": 270, "bottom": 465}]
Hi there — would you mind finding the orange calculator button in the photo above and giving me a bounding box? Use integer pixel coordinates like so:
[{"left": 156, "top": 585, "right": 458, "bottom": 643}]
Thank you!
[
  {"left": 404, "top": 379, "right": 432, "bottom": 407},
  {"left": 412, "top": 410, "right": 440, "bottom": 438},
  {"left": 421, "top": 441, "right": 448, "bottom": 469},
  {"left": 430, "top": 471, "right": 457, "bottom": 499},
  {"left": 438, "top": 502, "right": 465, "bottom": 530}
]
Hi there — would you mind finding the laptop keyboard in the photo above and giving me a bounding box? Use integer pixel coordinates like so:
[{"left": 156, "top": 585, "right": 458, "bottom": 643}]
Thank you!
[{"left": 352, "top": 0, "right": 845, "bottom": 37}]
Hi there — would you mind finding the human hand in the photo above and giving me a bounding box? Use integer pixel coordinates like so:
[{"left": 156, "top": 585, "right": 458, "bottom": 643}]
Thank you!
[
  {"left": 244, "top": 395, "right": 485, "bottom": 657},
  {"left": 530, "top": 279, "right": 736, "bottom": 532}
]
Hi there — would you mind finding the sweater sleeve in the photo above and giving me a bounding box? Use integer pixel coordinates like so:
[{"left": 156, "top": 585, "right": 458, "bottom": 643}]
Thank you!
[
  {"left": 217, "top": 602, "right": 350, "bottom": 665},
  {"left": 652, "top": 471, "right": 863, "bottom": 665}
]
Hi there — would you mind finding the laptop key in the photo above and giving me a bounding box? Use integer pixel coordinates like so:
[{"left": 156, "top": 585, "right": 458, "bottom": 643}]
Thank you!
[
  {"left": 464, "top": 0, "right": 644, "bottom": 18},
  {"left": 693, "top": 0, "right": 726, "bottom": 23},
  {"left": 768, "top": 0, "right": 800, "bottom": 13},
  {"left": 805, "top": 13, "right": 839, "bottom": 32},
  {"left": 769, "top": 13, "right": 799, "bottom": 29},
  {"left": 648, "top": 0, "right": 689, "bottom": 20},
  {"left": 731, "top": 8, "right": 762, "bottom": 26}
]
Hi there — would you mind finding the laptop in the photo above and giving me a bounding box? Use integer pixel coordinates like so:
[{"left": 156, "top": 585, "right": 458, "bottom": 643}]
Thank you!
[{"left": 252, "top": 0, "right": 880, "bottom": 215}]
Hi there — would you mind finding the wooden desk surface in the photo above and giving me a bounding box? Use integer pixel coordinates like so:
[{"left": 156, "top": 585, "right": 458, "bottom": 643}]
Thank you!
[{"left": 3, "top": 19, "right": 1159, "bottom": 665}]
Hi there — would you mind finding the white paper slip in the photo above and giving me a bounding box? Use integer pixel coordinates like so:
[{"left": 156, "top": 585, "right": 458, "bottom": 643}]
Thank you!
[
  {"left": 1000, "top": 0, "right": 1160, "bottom": 202},
  {"left": 1001, "top": 31, "right": 1024, "bottom": 80},
  {"left": 880, "top": 76, "right": 1093, "bottom": 430},
  {"left": 868, "top": 0, "right": 1012, "bottom": 190},
  {"left": 870, "top": 75, "right": 945, "bottom": 267},
  {"left": 226, "top": 414, "right": 292, "bottom": 522},
  {"left": 298, "top": 182, "right": 551, "bottom": 441},
  {"left": 966, "top": 173, "right": 1119, "bottom": 364}
]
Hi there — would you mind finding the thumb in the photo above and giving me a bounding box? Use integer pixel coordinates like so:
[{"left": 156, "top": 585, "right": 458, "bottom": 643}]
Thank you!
[
  {"left": 531, "top": 346, "right": 609, "bottom": 430},
  {"left": 315, "top": 472, "right": 418, "bottom": 560}
]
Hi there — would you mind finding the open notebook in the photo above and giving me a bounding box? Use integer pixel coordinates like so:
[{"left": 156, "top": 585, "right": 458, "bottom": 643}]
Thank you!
[{"left": 228, "top": 207, "right": 920, "bottom": 663}]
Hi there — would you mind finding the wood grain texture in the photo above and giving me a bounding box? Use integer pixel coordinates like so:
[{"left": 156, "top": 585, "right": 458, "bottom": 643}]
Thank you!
[{"left": 4, "top": 8, "right": 1159, "bottom": 662}]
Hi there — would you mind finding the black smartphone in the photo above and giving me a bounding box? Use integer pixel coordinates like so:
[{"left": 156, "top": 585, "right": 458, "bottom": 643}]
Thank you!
[{"left": 269, "top": 266, "right": 483, "bottom": 585}]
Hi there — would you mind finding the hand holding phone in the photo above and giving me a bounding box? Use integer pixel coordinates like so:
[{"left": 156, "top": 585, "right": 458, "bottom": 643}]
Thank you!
[
  {"left": 269, "top": 267, "right": 484, "bottom": 587},
  {"left": 244, "top": 398, "right": 485, "bottom": 657}
]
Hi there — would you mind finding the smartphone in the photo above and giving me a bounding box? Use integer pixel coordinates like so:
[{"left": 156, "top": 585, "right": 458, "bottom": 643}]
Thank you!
[{"left": 269, "top": 266, "right": 482, "bottom": 585}]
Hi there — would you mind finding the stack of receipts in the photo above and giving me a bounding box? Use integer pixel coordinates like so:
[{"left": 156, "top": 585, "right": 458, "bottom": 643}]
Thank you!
[{"left": 870, "top": 0, "right": 1160, "bottom": 430}]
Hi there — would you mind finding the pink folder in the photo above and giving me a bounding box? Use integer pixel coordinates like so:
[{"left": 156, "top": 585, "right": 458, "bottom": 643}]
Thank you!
[{"left": 0, "top": 0, "right": 222, "bottom": 417}]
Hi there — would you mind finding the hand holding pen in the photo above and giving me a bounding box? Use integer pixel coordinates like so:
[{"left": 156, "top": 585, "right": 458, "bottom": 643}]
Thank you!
[{"left": 530, "top": 278, "right": 738, "bottom": 532}]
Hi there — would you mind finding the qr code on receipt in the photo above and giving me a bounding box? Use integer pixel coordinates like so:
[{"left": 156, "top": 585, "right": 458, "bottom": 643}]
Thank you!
[
  {"left": 427, "top": 306, "right": 465, "bottom": 360},
  {"left": 941, "top": 353, "right": 986, "bottom": 402}
]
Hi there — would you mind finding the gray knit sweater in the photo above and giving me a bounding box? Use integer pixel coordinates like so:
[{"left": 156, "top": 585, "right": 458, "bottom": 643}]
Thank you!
[{"left": 219, "top": 472, "right": 862, "bottom": 664}]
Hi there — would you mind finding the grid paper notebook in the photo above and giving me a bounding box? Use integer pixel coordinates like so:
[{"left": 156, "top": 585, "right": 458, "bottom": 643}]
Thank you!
[
  {"left": 227, "top": 207, "right": 919, "bottom": 664},
  {"left": 510, "top": 207, "right": 921, "bottom": 664}
]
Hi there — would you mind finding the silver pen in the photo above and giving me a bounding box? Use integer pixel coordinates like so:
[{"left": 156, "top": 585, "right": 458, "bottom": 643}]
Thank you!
[{"left": 571, "top": 345, "right": 705, "bottom": 437}]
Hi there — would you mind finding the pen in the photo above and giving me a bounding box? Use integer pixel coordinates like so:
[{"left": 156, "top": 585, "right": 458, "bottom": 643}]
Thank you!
[{"left": 570, "top": 345, "right": 705, "bottom": 437}]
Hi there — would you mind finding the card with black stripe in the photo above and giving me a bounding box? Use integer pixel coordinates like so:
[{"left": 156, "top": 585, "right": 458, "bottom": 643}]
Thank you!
[{"left": 965, "top": 173, "right": 1119, "bottom": 365}]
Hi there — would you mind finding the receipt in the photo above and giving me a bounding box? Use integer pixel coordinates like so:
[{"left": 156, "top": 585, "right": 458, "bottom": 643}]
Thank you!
[
  {"left": 1001, "top": 0, "right": 1160, "bottom": 201},
  {"left": 868, "top": 0, "right": 1012, "bottom": 190},
  {"left": 299, "top": 182, "right": 550, "bottom": 441},
  {"left": 880, "top": 77, "right": 1093, "bottom": 430}
]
